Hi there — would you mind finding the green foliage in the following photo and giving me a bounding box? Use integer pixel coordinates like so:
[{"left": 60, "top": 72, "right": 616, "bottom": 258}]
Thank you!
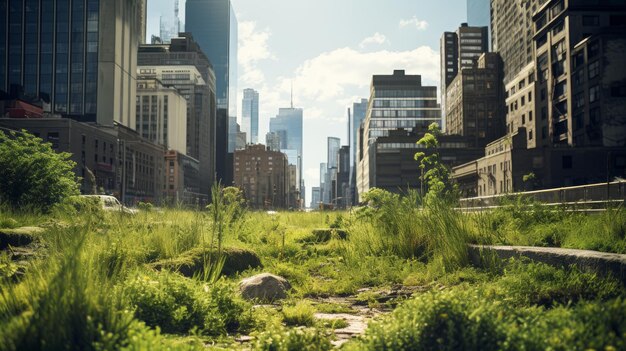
[
  {"left": 254, "top": 327, "right": 332, "bottom": 351},
  {"left": 137, "top": 202, "right": 154, "bottom": 212},
  {"left": 0, "top": 217, "right": 18, "bottom": 229},
  {"left": 282, "top": 300, "right": 316, "bottom": 326},
  {"left": 414, "top": 123, "right": 457, "bottom": 204},
  {"left": 0, "top": 130, "right": 79, "bottom": 212},
  {"left": 122, "top": 270, "right": 252, "bottom": 335}
]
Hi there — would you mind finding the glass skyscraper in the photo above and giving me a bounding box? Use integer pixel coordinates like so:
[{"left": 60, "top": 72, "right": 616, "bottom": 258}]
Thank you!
[
  {"left": 0, "top": 0, "right": 140, "bottom": 128},
  {"left": 349, "top": 98, "right": 368, "bottom": 203},
  {"left": 185, "top": 0, "right": 238, "bottom": 182},
  {"left": 241, "top": 88, "right": 259, "bottom": 144},
  {"left": 270, "top": 107, "right": 304, "bottom": 200}
]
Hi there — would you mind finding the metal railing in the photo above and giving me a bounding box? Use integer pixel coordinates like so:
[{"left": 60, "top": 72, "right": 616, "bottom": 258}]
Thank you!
[{"left": 459, "top": 180, "right": 626, "bottom": 211}]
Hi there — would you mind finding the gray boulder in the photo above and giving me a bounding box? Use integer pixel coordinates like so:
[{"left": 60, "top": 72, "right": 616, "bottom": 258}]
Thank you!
[{"left": 239, "top": 273, "right": 292, "bottom": 302}]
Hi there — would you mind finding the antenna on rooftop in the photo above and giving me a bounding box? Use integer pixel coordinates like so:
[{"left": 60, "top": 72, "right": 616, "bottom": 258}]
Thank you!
[
  {"left": 290, "top": 81, "right": 294, "bottom": 109},
  {"left": 175, "top": 0, "right": 180, "bottom": 33}
]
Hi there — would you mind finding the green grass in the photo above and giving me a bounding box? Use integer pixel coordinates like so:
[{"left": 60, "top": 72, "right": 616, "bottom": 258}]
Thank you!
[{"left": 1, "top": 190, "right": 625, "bottom": 350}]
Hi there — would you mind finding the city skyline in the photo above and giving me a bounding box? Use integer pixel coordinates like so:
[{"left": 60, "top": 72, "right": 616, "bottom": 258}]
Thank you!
[{"left": 147, "top": 0, "right": 468, "bottom": 202}]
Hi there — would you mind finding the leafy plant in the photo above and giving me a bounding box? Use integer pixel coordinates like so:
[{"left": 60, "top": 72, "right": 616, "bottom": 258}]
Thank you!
[
  {"left": 0, "top": 130, "right": 79, "bottom": 212},
  {"left": 414, "top": 123, "right": 457, "bottom": 204}
]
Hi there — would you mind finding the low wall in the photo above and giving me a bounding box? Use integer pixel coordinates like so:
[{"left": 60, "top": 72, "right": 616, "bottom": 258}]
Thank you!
[{"left": 468, "top": 245, "right": 626, "bottom": 285}]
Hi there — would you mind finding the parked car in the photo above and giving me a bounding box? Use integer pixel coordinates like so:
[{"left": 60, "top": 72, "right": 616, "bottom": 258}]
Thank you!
[{"left": 80, "top": 195, "right": 138, "bottom": 215}]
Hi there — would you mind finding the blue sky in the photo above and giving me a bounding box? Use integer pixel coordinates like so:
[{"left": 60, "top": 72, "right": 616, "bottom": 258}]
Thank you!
[{"left": 147, "top": 0, "right": 468, "bottom": 203}]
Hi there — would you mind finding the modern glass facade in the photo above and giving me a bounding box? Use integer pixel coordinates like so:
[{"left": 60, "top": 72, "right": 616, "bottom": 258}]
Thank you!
[
  {"left": 364, "top": 70, "right": 441, "bottom": 145},
  {"left": 1, "top": 0, "right": 99, "bottom": 118},
  {"left": 270, "top": 107, "right": 304, "bottom": 194},
  {"left": 186, "top": 0, "right": 238, "bottom": 182},
  {"left": 1, "top": 0, "right": 138, "bottom": 127},
  {"left": 241, "top": 88, "right": 259, "bottom": 144}
]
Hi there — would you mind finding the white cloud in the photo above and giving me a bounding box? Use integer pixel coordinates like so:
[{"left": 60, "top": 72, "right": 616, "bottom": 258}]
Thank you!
[
  {"left": 238, "top": 21, "right": 275, "bottom": 86},
  {"left": 359, "top": 32, "right": 389, "bottom": 48},
  {"left": 399, "top": 16, "right": 429, "bottom": 30}
]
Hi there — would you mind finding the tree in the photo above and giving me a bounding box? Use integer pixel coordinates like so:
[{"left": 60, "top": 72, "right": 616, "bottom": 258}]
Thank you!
[
  {"left": 414, "top": 123, "right": 456, "bottom": 204},
  {"left": 0, "top": 130, "right": 79, "bottom": 212}
]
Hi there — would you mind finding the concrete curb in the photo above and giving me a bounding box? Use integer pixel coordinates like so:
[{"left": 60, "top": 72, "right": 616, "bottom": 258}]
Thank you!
[{"left": 468, "top": 245, "right": 626, "bottom": 285}]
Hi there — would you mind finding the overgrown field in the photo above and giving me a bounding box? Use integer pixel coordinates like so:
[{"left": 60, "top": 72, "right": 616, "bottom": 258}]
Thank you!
[{"left": 1, "top": 191, "right": 625, "bottom": 350}]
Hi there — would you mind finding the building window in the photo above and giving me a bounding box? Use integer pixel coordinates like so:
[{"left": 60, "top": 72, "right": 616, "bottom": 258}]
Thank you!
[
  {"left": 529, "top": 130, "right": 533, "bottom": 140},
  {"left": 562, "top": 155, "right": 573, "bottom": 169},
  {"left": 582, "top": 16, "right": 600, "bottom": 26},
  {"left": 589, "top": 85, "right": 600, "bottom": 103},
  {"left": 588, "top": 61, "right": 600, "bottom": 79}
]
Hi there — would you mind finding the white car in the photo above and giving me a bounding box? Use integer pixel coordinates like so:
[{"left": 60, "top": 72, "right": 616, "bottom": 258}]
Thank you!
[{"left": 80, "top": 195, "right": 138, "bottom": 215}]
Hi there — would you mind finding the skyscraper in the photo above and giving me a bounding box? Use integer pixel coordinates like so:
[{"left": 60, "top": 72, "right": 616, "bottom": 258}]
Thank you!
[
  {"left": 186, "top": 0, "right": 238, "bottom": 183},
  {"left": 138, "top": 34, "right": 217, "bottom": 197},
  {"left": 440, "top": 24, "right": 489, "bottom": 122},
  {"left": 326, "top": 137, "right": 341, "bottom": 205},
  {"left": 349, "top": 99, "right": 367, "bottom": 205},
  {"left": 491, "top": 0, "right": 548, "bottom": 84},
  {"left": 242, "top": 88, "right": 259, "bottom": 144},
  {"left": 270, "top": 106, "right": 304, "bottom": 206},
  {"left": 159, "top": 0, "right": 181, "bottom": 44},
  {"left": 0, "top": 0, "right": 141, "bottom": 128}
]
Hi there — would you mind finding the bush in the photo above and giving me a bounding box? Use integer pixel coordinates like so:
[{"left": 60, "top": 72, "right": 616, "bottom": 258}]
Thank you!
[
  {"left": 0, "top": 130, "right": 79, "bottom": 212},
  {"left": 151, "top": 246, "right": 262, "bottom": 277},
  {"left": 122, "top": 270, "right": 252, "bottom": 335},
  {"left": 254, "top": 327, "right": 332, "bottom": 351},
  {"left": 282, "top": 301, "right": 316, "bottom": 326}
]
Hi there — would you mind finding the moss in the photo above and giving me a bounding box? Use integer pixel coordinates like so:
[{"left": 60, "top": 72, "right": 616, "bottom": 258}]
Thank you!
[
  {"left": 0, "top": 227, "right": 44, "bottom": 249},
  {"left": 152, "top": 246, "right": 262, "bottom": 277},
  {"left": 300, "top": 229, "right": 349, "bottom": 243}
]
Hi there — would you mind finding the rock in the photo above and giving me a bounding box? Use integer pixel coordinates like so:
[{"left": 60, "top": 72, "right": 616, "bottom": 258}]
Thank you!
[
  {"left": 0, "top": 227, "right": 44, "bottom": 250},
  {"left": 152, "top": 247, "right": 262, "bottom": 277},
  {"left": 239, "top": 273, "right": 292, "bottom": 302}
]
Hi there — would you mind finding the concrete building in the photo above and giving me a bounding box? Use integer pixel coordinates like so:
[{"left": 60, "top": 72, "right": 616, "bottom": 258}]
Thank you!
[
  {"left": 445, "top": 53, "right": 506, "bottom": 147},
  {"left": 136, "top": 78, "right": 188, "bottom": 155},
  {"left": 266, "top": 132, "right": 281, "bottom": 152},
  {"left": 491, "top": 0, "right": 548, "bottom": 84},
  {"left": 453, "top": 128, "right": 626, "bottom": 197},
  {"left": 440, "top": 24, "right": 490, "bottom": 122},
  {"left": 357, "top": 70, "right": 442, "bottom": 200},
  {"left": 358, "top": 129, "right": 484, "bottom": 201},
  {"left": 0, "top": 0, "right": 141, "bottom": 128},
  {"left": 533, "top": 0, "right": 626, "bottom": 148},
  {"left": 234, "top": 144, "right": 289, "bottom": 209},
  {"left": 0, "top": 117, "right": 165, "bottom": 204},
  {"left": 186, "top": 0, "right": 238, "bottom": 184},
  {"left": 138, "top": 34, "right": 216, "bottom": 197},
  {"left": 163, "top": 150, "right": 203, "bottom": 205},
  {"left": 505, "top": 63, "right": 539, "bottom": 148},
  {"left": 241, "top": 88, "right": 259, "bottom": 144},
  {"left": 336, "top": 146, "right": 351, "bottom": 209}
]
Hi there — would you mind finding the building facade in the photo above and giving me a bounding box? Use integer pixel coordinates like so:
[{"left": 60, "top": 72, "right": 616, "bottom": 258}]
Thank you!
[
  {"left": 349, "top": 98, "right": 368, "bottom": 205},
  {"left": 270, "top": 106, "right": 304, "bottom": 204},
  {"left": 357, "top": 70, "right": 442, "bottom": 200},
  {"left": 445, "top": 53, "right": 506, "bottom": 147},
  {"left": 491, "top": 0, "right": 548, "bottom": 84},
  {"left": 0, "top": 0, "right": 141, "bottom": 128},
  {"left": 241, "top": 88, "right": 259, "bottom": 144},
  {"left": 266, "top": 132, "right": 281, "bottom": 152},
  {"left": 186, "top": 0, "right": 238, "bottom": 183},
  {"left": 233, "top": 144, "right": 289, "bottom": 209},
  {"left": 138, "top": 34, "right": 216, "bottom": 197},
  {"left": 136, "top": 78, "right": 188, "bottom": 155}
]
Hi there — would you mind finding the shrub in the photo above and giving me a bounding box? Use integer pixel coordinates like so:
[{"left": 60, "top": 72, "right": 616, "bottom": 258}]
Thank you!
[
  {"left": 151, "top": 246, "right": 262, "bottom": 277},
  {"left": 0, "top": 130, "right": 79, "bottom": 212},
  {"left": 122, "top": 270, "right": 252, "bottom": 335},
  {"left": 282, "top": 301, "right": 316, "bottom": 326},
  {"left": 254, "top": 327, "right": 332, "bottom": 351}
]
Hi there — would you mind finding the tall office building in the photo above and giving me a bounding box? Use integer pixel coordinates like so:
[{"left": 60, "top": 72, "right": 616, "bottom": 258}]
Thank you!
[
  {"left": 0, "top": 0, "right": 140, "bottom": 128},
  {"left": 349, "top": 99, "right": 367, "bottom": 205},
  {"left": 186, "top": 0, "right": 238, "bottom": 183},
  {"left": 310, "top": 187, "right": 321, "bottom": 209},
  {"left": 357, "top": 70, "right": 442, "bottom": 199},
  {"left": 138, "top": 34, "right": 217, "bottom": 197},
  {"left": 326, "top": 137, "right": 341, "bottom": 205},
  {"left": 160, "top": 0, "right": 182, "bottom": 44},
  {"left": 136, "top": 77, "right": 188, "bottom": 155},
  {"left": 266, "top": 132, "right": 281, "bottom": 152},
  {"left": 242, "top": 88, "right": 259, "bottom": 144},
  {"left": 491, "top": 0, "right": 548, "bottom": 84},
  {"left": 440, "top": 24, "right": 489, "bottom": 121},
  {"left": 445, "top": 53, "right": 505, "bottom": 147},
  {"left": 270, "top": 106, "right": 304, "bottom": 204}
]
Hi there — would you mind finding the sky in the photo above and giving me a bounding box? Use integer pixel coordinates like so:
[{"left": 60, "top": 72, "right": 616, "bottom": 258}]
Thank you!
[{"left": 146, "top": 0, "right": 469, "bottom": 204}]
